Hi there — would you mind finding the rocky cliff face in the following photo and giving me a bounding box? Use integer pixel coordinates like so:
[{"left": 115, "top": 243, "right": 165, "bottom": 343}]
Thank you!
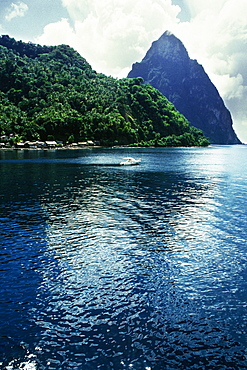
[{"left": 128, "top": 31, "right": 241, "bottom": 144}]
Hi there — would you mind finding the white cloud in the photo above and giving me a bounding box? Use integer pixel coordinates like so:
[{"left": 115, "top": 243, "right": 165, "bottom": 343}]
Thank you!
[
  {"left": 61, "top": 0, "right": 91, "bottom": 21},
  {"left": 36, "top": 0, "right": 181, "bottom": 76},
  {"left": 37, "top": 18, "right": 77, "bottom": 47},
  {"left": 5, "top": 1, "right": 28, "bottom": 22}
]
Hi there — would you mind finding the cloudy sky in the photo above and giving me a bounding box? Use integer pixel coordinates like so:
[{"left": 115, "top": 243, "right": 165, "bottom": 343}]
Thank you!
[{"left": 0, "top": 0, "right": 246, "bottom": 142}]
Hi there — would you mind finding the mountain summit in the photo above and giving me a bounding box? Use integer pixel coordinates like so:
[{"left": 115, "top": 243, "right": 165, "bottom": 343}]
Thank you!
[{"left": 128, "top": 31, "right": 241, "bottom": 144}]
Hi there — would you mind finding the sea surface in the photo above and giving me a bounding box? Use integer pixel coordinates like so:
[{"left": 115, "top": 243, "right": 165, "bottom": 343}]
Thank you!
[{"left": 0, "top": 145, "right": 247, "bottom": 370}]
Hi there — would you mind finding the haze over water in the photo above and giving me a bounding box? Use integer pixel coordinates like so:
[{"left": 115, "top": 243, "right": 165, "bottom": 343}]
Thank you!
[{"left": 0, "top": 146, "right": 247, "bottom": 369}]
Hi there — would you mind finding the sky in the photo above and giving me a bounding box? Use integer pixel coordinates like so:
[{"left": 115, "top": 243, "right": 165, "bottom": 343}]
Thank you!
[{"left": 0, "top": 0, "right": 246, "bottom": 143}]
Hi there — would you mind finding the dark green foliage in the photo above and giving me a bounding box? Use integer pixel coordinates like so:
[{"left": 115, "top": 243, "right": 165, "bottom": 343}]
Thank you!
[{"left": 0, "top": 35, "right": 209, "bottom": 147}]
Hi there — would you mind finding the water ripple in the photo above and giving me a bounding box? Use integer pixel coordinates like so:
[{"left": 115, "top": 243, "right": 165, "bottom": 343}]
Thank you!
[{"left": 1, "top": 147, "right": 247, "bottom": 369}]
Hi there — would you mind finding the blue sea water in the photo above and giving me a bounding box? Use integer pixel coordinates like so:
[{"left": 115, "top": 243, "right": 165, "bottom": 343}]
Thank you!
[{"left": 0, "top": 145, "right": 247, "bottom": 369}]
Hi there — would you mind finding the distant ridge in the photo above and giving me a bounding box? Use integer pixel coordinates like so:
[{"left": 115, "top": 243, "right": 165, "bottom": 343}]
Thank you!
[{"left": 128, "top": 31, "right": 241, "bottom": 144}]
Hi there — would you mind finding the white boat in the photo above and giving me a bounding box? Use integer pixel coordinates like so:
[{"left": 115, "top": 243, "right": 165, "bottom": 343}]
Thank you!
[{"left": 120, "top": 157, "right": 141, "bottom": 166}]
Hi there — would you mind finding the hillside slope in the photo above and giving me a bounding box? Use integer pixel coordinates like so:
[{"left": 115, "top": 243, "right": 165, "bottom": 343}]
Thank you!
[
  {"left": 128, "top": 31, "right": 241, "bottom": 145},
  {"left": 0, "top": 35, "right": 209, "bottom": 147}
]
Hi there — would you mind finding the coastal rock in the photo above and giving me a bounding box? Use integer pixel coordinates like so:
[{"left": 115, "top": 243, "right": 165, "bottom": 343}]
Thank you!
[{"left": 128, "top": 31, "right": 241, "bottom": 144}]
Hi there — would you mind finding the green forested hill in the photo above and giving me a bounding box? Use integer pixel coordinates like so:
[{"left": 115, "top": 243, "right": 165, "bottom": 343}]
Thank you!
[{"left": 0, "top": 35, "right": 209, "bottom": 147}]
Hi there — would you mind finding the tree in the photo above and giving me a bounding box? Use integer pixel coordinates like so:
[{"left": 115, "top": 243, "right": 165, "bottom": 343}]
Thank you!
[{"left": 0, "top": 36, "right": 210, "bottom": 147}]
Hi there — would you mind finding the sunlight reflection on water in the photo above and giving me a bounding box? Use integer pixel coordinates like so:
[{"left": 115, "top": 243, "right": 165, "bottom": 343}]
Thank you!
[{"left": 1, "top": 146, "right": 247, "bottom": 369}]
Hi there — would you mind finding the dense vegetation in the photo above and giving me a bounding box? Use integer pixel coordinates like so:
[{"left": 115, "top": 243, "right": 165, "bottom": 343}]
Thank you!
[{"left": 0, "top": 35, "right": 209, "bottom": 147}]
